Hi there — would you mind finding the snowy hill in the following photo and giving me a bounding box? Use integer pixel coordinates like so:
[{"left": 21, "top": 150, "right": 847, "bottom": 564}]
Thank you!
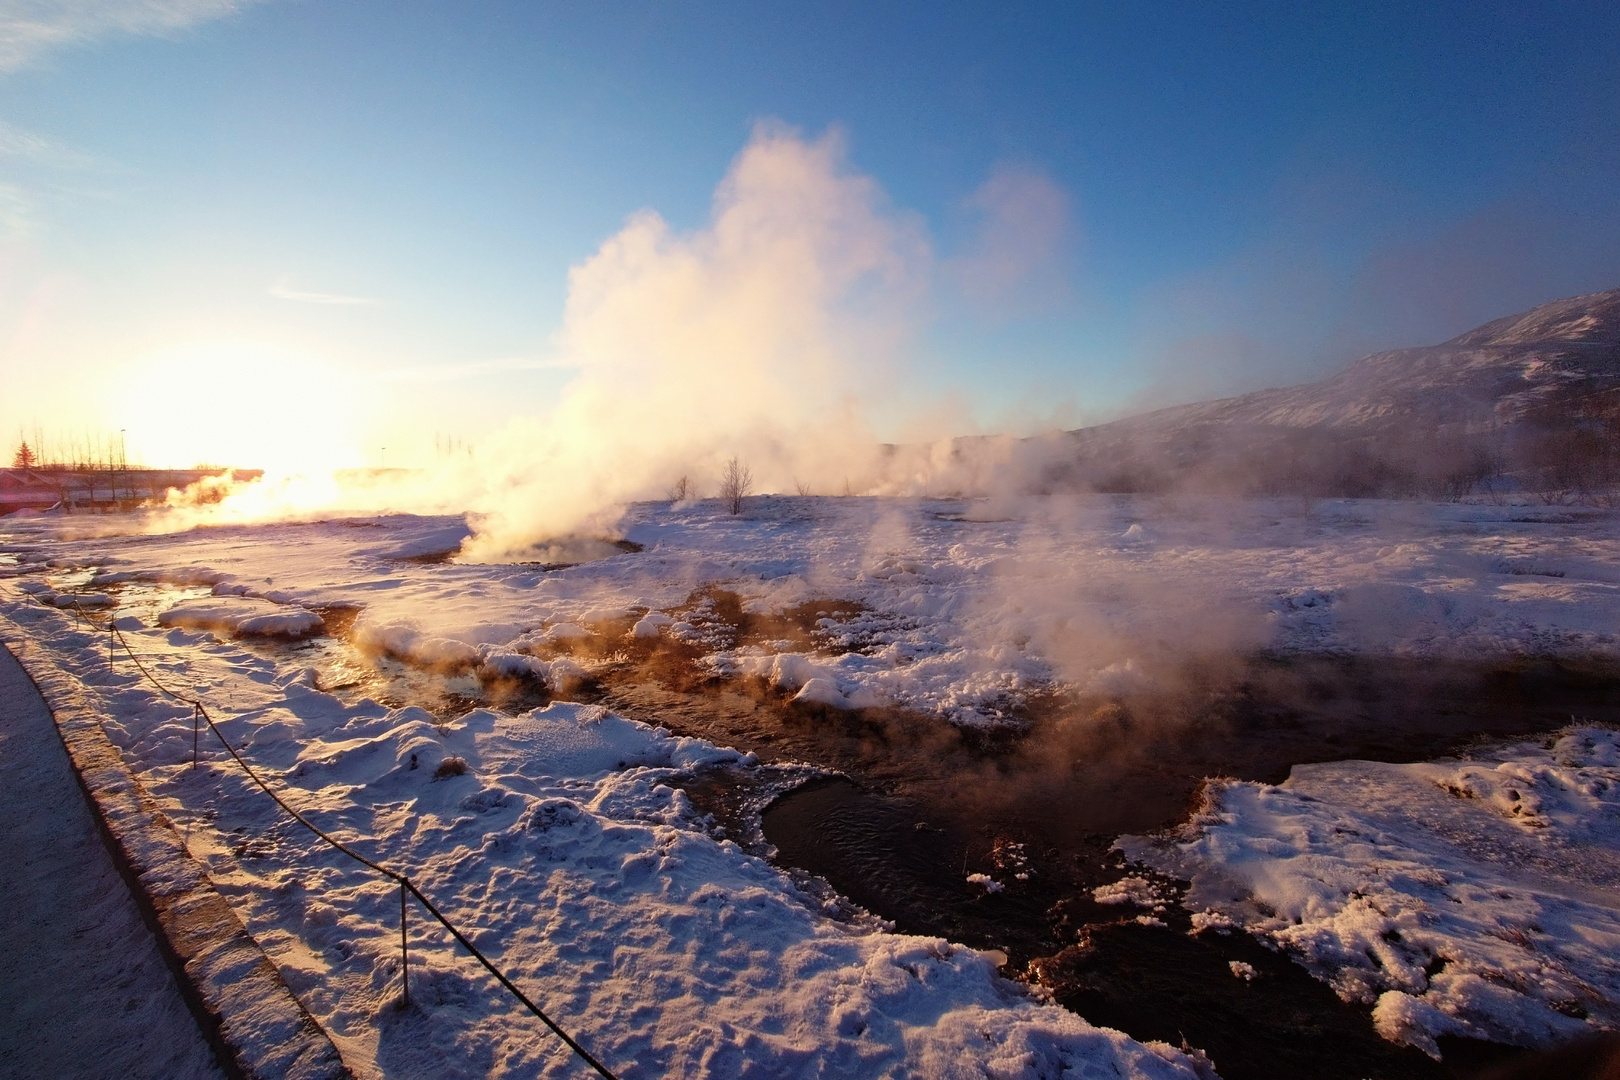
[{"left": 1063, "top": 287, "right": 1620, "bottom": 497}]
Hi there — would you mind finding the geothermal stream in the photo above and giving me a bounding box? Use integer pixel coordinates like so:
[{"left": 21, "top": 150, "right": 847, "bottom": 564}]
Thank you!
[{"left": 123, "top": 576, "right": 1620, "bottom": 1080}]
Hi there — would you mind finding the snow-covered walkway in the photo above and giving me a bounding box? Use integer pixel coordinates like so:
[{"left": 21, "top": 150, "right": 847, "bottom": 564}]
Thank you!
[{"left": 0, "top": 642, "right": 223, "bottom": 1080}]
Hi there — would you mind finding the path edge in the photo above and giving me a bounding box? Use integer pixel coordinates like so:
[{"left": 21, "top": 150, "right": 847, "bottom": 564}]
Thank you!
[{"left": 0, "top": 630, "right": 353, "bottom": 1080}]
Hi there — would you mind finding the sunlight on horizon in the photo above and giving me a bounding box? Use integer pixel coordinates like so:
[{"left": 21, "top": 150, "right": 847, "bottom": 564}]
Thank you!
[{"left": 107, "top": 341, "right": 370, "bottom": 476}]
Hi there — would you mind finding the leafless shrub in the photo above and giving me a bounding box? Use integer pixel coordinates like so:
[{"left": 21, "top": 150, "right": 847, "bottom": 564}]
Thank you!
[
  {"left": 1528, "top": 425, "right": 1620, "bottom": 506},
  {"left": 667, "top": 475, "right": 693, "bottom": 502},
  {"left": 1477, "top": 470, "right": 1513, "bottom": 506},
  {"left": 793, "top": 478, "right": 813, "bottom": 496},
  {"left": 1435, "top": 445, "right": 1505, "bottom": 501},
  {"left": 719, "top": 457, "right": 752, "bottom": 515}
]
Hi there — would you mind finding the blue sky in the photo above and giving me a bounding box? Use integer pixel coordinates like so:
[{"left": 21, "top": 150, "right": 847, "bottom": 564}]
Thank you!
[{"left": 2, "top": 1, "right": 1617, "bottom": 469}]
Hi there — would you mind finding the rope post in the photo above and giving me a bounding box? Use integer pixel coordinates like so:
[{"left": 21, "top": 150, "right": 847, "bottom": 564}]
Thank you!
[
  {"left": 192, "top": 703, "right": 201, "bottom": 770},
  {"left": 400, "top": 879, "right": 410, "bottom": 1007},
  {"left": 108, "top": 615, "right": 114, "bottom": 666}
]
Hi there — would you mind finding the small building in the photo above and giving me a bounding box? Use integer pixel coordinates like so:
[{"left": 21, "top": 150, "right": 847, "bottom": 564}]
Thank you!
[{"left": 0, "top": 469, "right": 63, "bottom": 515}]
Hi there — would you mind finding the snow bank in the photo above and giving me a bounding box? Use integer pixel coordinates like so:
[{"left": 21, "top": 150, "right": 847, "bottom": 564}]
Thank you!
[
  {"left": 474, "top": 650, "right": 587, "bottom": 689},
  {"left": 729, "top": 652, "right": 855, "bottom": 709},
  {"left": 794, "top": 676, "right": 851, "bottom": 708},
  {"left": 92, "top": 566, "right": 231, "bottom": 588},
  {"left": 1119, "top": 729, "right": 1620, "bottom": 1057},
  {"left": 53, "top": 592, "right": 114, "bottom": 609},
  {"left": 157, "top": 597, "right": 324, "bottom": 638},
  {"left": 352, "top": 621, "right": 481, "bottom": 668}
]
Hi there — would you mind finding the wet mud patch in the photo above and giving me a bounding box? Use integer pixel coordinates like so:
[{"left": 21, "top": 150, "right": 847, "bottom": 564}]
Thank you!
[
  {"left": 394, "top": 549, "right": 456, "bottom": 565},
  {"left": 302, "top": 639, "right": 554, "bottom": 719},
  {"left": 217, "top": 607, "right": 555, "bottom": 720},
  {"left": 681, "top": 589, "right": 870, "bottom": 654},
  {"left": 474, "top": 589, "right": 875, "bottom": 711}
]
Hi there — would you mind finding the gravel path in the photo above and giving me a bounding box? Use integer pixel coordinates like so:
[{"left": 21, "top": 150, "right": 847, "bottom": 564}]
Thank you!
[{"left": 0, "top": 641, "right": 224, "bottom": 1080}]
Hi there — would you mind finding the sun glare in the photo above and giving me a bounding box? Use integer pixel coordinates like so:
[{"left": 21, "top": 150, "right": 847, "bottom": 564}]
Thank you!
[{"left": 109, "top": 342, "right": 369, "bottom": 477}]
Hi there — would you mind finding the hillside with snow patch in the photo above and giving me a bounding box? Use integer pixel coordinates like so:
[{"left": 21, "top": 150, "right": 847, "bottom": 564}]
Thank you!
[{"left": 1060, "top": 287, "right": 1620, "bottom": 497}]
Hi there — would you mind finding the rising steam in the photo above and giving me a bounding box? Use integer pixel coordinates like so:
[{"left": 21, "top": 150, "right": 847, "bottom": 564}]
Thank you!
[
  {"left": 177, "top": 123, "right": 1046, "bottom": 557},
  {"left": 457, "top": 123, "right": 930, "bottom": 559}
]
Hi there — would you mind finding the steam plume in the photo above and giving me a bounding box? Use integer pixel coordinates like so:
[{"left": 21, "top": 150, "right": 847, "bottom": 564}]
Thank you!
[
  {"left": 457, "top": 123, "right": 930, "bottom": 559},
  {"left": 173, "top": 124, "right": 1089, "bottom": 554}
]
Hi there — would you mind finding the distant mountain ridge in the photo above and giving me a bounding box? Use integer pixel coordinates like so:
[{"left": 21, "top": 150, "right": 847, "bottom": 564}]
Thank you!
[{"left": 1058, "top": 287, "right": 1620, "bottom": 498}]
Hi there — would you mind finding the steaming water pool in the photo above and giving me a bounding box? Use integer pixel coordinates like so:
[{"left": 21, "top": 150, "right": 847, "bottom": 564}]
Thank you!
[{"left": 740, "top": 654, "right": 1620, "bottom": 1080}]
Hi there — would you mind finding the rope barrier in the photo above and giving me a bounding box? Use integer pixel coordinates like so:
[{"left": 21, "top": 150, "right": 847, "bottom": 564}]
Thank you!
[{"left": 60, "top": 597, "right": 620, "bottom": 1080}]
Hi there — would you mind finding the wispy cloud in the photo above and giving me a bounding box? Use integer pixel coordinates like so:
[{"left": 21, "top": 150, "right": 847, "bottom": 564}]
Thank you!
[
  {"left": 0, "top": 120, "right": 111, "bottom": 235},
  {"left": 268, "top": 275, "right": 380, "bottom": 306},
  {"left": 0, "top": 119, "right": 97, "bottom": 169},
  {"left": 944, "top": 165, "right": 1075, "bottom": 317},
  {"left": 0, "top": 180, "right": 35, "bottom": 234},
  {"left": 0, "top": 0, "right": 261, "bottom": 72},
  {"left": 379, "top": 356, "right": 581, "bottom": 383}
]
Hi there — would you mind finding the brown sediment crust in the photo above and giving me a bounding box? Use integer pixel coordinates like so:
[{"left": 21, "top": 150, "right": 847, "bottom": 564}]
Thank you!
[{"left": 0, "top": 623, "right": 352, "bottom": 1080}]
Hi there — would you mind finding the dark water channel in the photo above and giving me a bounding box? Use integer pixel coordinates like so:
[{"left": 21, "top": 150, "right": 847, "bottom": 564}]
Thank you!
[{"left": 741, "top": 655, "right": 1620, "bottom": 1080}]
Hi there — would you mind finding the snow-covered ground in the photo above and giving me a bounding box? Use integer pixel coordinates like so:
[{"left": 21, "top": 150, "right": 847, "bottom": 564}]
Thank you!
[
  {"left": 2, "top": 493, "right": 1618, "bottom": 1073},
  {"left": 0, "top": 606, "right": 1212, "bottom": 1080},
  {"left": 6, "top": 494, "right": 1620, "bottom": 727},
  {"left": 1118, "top": 729, "right": 1620, "bottom": 1058}
]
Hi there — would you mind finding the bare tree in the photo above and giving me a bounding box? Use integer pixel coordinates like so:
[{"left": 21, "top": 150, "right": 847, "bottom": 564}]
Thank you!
[
  {"left": 667, "top": 474, "right": 693, "bottom": 502},
  {"left": 793, "top": 478, "right": 812, "bottom": 497},
  {"left": 719, "top": 457, "right": 752, "bottom": 515}
]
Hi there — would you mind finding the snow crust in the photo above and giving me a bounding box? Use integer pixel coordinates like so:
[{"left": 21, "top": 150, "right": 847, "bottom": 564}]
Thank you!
[
  {"left": 1119, "top": 729, "right": 1620, "bottom": 1057},
  {"left": 159, "top": 596, "right": 325, "bottom": 638}
]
